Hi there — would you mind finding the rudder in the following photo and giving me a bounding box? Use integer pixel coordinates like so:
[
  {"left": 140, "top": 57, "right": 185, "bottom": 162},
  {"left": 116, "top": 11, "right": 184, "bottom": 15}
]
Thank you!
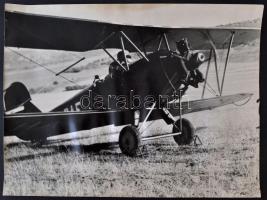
[{"left": 4, "top": 82, "right": 41, "bottom": 113}]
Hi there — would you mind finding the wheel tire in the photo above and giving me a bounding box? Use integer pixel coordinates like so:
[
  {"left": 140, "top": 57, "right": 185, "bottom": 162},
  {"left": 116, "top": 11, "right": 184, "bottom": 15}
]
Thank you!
[
  {"left": 119, "top": 125, "right": 141, "bottom": 156},
  {"left": 173, "top": 118, "right": 195, "bottom": 145}
]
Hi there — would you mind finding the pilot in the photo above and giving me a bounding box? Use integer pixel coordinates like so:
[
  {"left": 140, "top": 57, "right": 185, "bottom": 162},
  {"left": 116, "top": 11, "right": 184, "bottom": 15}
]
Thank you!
[
  {"left": 176, "top": 38, "right": 191, "bottom": 58},
  {"left": 176, "top": 38, "right": 204, "bottom": 88},
  {"left": 109, "top": 51, "right": 132, "bottom": 79},
  {"left": 93, "top": 75, "right": 101, "bottom": 87}
]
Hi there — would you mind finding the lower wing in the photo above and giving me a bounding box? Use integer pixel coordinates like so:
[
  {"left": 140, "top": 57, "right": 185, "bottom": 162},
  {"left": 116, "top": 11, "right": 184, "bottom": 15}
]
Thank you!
[{"left": 4, "top": 93, "right": 252, "bottom": 141}]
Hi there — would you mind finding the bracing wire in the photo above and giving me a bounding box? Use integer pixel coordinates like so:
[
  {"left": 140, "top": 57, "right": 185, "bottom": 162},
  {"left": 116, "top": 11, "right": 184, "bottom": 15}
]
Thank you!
[
  {"left": 6, "top": 47, "right": 81, "bottom": 87},
  {"left": 6, "top": 47, "right": 108, "bottom": 101},
  {"left": 199, "top": 81, "right": 218, "bottom": 97},
  {"left": 205, "top": 81, "right": 218, "bottom": 96}
]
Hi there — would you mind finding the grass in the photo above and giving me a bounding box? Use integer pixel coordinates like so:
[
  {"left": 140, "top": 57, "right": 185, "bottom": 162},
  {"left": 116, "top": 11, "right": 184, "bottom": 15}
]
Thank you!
[{"left": 3, "top": 100, "right": 260, "bottom": 197}]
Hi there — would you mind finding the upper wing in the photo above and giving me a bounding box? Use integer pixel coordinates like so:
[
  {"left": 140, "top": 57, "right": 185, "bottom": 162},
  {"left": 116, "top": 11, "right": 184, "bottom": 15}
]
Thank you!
[{"left": 5, "top": 11, "right": 261, "bottom": 52}]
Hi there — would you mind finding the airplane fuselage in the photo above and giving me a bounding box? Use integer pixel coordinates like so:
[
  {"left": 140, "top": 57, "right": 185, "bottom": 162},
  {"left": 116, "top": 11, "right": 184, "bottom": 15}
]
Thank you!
[
  {"left": 4, "top": 50, "right": 204, "bottom": 141},
  {"left": 53, "top": 51, "right": 191, "bottom": 112}
]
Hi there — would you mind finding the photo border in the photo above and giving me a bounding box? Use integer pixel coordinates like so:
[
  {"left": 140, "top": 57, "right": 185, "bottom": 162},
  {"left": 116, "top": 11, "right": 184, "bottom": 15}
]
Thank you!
[{"left": 0, "top": 0, "right": 266, "bottom": 199}]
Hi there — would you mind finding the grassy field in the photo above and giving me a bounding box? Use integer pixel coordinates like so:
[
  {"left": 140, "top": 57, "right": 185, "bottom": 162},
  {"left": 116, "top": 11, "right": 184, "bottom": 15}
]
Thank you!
[
  {"left": 3, "top": 41, "right": 260, "bottom": 197},
  {"left": 3, "top": 101, "right": 260, "bottom": 197}
]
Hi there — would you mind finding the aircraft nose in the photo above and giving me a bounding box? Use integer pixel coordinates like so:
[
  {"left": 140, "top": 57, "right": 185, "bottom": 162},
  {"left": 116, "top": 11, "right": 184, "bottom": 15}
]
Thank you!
[{"left": 197, "top": 52, "right": 205, "bottom": 63}]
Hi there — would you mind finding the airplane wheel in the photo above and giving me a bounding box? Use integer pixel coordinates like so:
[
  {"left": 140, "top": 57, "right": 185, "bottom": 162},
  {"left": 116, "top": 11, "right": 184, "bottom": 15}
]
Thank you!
[
  {"left": 119, "top": 125, "right": 141, "bottom": 156},
  {"left": 173, "top": 118, "right": 195, "bottom": 145}
]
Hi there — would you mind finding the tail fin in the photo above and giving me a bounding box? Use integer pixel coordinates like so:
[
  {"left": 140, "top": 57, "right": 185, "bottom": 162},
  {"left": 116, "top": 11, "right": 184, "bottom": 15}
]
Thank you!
[{"left": 4, "top": 82, "right": 41, "bottom": 113}]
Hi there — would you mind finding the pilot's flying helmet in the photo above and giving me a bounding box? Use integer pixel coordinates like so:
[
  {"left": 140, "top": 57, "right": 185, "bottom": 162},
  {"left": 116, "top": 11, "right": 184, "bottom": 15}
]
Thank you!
[
  {"left": 176, "top": 38, "right": 190, "bottom": 56},
  {"left": 117, "top": 51, "right": 132, "bottom": 62}
]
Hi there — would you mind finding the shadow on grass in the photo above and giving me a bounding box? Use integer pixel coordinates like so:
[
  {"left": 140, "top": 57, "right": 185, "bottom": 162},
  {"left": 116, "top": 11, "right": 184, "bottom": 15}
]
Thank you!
[
  {"left": 5, "top": 126, "right": 210, "bottom": 163},
  {"left": 4, "top": 126, "right": 207, "bottom": 149},
  {"left": 5, "top": 142, "right": 225, "bottom": 164},
  {"left": 5, "top": 141, "right": 29, "bottom": 148},
  {"left": 5, "top": 151, "right": 61, "bottom": 162},
  {"left": 5, "top": 142, "right": 119, "bottom": 163}
]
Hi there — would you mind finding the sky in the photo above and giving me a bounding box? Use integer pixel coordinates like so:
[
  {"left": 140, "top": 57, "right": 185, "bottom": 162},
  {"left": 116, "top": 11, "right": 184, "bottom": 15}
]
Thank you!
[{"left": 5, "top": 4, "right": 264, "bottom": 28}]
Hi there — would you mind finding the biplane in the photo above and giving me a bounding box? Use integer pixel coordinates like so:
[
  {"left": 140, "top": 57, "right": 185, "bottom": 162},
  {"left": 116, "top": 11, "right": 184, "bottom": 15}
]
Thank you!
[{"left": 3, "top": 8, "right": 260, "bottom": 156}]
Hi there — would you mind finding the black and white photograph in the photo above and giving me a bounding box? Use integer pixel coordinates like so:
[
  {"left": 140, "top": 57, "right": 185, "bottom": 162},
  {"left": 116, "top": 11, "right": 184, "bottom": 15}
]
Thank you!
[{"left": 2, "top": 3, "right": 263, "bottom": 197}]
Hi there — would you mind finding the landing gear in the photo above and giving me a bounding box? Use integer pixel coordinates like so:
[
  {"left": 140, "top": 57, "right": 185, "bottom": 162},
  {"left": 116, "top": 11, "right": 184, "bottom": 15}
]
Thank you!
[
  {"left": 119, "top": 125, "right": 141, "bottom": 156},
  {"left": 172, "top": 118, "right": 195, "bottom": 145},
  {"left": 118, "top": 104, "right": 198, "bottom": 156}
]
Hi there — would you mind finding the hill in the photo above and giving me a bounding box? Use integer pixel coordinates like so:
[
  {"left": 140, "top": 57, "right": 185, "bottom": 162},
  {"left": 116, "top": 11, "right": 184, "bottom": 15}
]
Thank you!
[{"left": 218, "top": 18, "right": 262, "bottom": 28}]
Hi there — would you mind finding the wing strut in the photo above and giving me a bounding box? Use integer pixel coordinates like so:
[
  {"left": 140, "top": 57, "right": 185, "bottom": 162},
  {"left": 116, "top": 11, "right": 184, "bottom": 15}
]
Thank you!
[
  {"left": 220, "top": 31, "right": 235, "bottom": 95},
  {"left": 120, "top": 35, "right": 129, "bottom": 70},
  {"left": 120, "top": 31, "right": 149, "bottom": 62},
  {"left": 157, "top": 34, "right": 163, "bottom": 51},
  {"left": 163, "top": 33, "right": 171, "bottom": 51},
  {"left": 213, "top": 48, "right": 221, "bottom": 95},
  {"left": 102, "top": 46, "right": 127, "bottom": 71},
  {"left": 96, "top": 31, "right": 149, "bottom": 72},
  {"left": 201, "top": 30, "right": 221, "bottom": 95},
  {"left": 201, "top": 49, "right": 213, "bottom": 99},
  {"left": 157, "top": 33, "right": 171, "bottom": 51},
  {"left": 201, "top": 30, "right": 236, "bottom": 97}
]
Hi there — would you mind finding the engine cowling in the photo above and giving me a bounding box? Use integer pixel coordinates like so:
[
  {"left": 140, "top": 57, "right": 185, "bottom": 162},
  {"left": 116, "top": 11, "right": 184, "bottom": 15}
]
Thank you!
[{"left": 187, "top": 52, "right": 205, "bottom": 71}]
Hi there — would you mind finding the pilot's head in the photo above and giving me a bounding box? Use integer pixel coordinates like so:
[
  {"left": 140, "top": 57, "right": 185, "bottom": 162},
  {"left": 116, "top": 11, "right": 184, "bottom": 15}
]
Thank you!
[
  {"left": 117, "top": 51, "right": 132, "bottom": 63},
  {"left": 176, "top": 38, "right": 190, "bottom": 56}
]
